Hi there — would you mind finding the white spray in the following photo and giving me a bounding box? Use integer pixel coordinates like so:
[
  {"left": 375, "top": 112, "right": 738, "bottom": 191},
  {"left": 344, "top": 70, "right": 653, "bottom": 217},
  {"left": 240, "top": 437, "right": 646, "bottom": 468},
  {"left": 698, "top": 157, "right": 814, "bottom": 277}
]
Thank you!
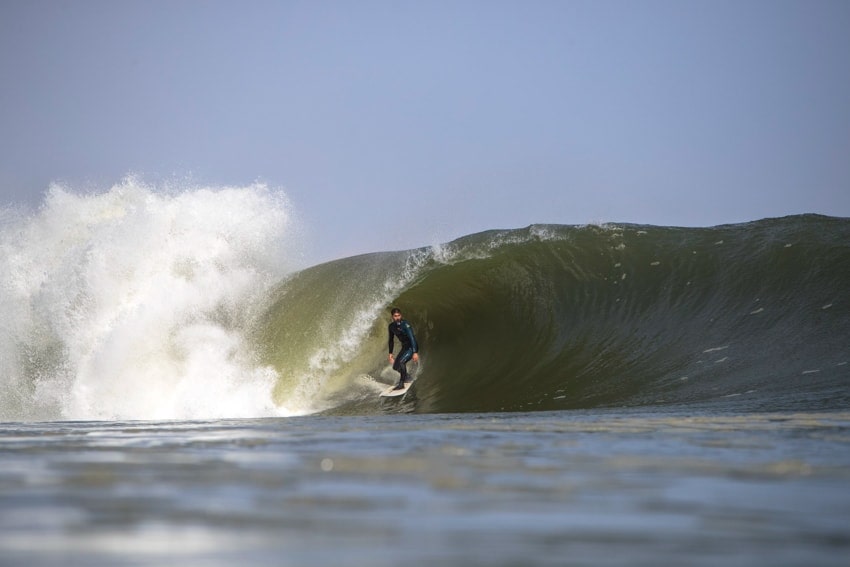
[{"left": 0, "top": 177, "right": 301, "bottom": 421}]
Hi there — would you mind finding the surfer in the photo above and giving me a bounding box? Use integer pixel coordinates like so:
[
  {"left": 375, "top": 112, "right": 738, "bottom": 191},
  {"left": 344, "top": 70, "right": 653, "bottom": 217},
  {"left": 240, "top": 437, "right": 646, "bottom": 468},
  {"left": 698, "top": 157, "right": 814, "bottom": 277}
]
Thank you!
[{"left": 388, "top": 307, "right": 419, "bottom": 390}]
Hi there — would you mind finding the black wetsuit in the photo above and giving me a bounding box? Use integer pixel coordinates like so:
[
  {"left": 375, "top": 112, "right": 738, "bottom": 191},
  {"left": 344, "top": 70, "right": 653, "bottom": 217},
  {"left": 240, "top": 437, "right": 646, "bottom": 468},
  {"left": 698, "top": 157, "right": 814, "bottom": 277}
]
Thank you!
[{"left": 388, "top": 319, "right": 418, "bottom": 385}]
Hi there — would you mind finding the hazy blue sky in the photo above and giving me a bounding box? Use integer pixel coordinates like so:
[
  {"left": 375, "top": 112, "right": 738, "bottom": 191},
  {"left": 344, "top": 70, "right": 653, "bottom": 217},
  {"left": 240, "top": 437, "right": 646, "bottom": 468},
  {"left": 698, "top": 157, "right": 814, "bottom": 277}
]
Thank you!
[{"left": 2, "top": 0, "right": 849, "bottom": 262}]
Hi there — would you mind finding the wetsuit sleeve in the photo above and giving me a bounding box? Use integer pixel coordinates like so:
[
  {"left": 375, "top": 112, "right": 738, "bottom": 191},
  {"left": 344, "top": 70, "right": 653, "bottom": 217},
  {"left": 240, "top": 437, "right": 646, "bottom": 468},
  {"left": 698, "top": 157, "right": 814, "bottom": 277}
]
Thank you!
[
  {"left": 388, "top": 325, "right": 395, "bottom": 354},
  {"left": 403, "top": 322, "right": 418, "bottom": 353}
]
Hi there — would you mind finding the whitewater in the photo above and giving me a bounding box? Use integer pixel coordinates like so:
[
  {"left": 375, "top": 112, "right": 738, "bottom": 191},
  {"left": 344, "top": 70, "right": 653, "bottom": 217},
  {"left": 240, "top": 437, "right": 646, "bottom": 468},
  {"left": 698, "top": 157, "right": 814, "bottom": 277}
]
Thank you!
[{"left": 0, "top": 178, "right": 300, "bottom": 421}]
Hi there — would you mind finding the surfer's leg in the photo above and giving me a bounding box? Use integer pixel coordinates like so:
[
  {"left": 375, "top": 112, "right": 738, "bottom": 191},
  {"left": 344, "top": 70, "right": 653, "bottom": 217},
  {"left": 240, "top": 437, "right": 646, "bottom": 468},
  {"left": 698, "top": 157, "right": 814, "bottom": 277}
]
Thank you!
[
  {"left": 398, "top": 349, "right": 414, "bottom": 378},
  {"left": 392, "top": 348, "right": 413, "bottom": 388},
  {"left": 391, "top": 356, "right": 405, "bottom": 388},
  {"left": 391, "top": 363, "right": 407, "bottom": 390}
]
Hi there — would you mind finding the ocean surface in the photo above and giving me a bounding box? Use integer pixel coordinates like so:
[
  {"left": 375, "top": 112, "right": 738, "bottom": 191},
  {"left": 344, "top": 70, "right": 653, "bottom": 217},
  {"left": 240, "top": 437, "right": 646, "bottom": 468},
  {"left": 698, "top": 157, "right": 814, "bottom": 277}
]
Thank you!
[{"left": 1, "top": 183, "right": 849, "bottom": 565}]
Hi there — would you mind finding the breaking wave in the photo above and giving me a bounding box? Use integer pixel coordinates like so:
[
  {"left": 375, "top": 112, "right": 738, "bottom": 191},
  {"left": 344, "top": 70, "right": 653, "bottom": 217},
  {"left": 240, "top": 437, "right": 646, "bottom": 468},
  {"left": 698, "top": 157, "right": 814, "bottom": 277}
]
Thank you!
[
  {"left": 2, "top": 190, "right": 847, "bottom": 421},
  {"left": 0, "top": 178, "right": 300, "bottom": 421},
  {"left": 260, "top": 215, "right": 850, "bottom": 415}
]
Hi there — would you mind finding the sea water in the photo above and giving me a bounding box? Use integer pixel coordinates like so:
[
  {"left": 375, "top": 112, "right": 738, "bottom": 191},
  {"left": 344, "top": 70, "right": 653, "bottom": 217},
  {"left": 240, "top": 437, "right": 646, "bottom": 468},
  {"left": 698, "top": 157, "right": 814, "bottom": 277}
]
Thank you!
[
  {"left": 2, "top": 182, "right": 849, "bottom": 565},
  {"left": 1, "top": 409, "right": 849, "bottom": 566}
]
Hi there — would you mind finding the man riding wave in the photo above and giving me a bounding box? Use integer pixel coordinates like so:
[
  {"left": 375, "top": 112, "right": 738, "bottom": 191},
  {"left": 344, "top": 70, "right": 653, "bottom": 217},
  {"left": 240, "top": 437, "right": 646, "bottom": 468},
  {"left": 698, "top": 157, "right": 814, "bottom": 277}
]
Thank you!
[{"left": 387, "top": 307, "right": 419, "bottom": 390}]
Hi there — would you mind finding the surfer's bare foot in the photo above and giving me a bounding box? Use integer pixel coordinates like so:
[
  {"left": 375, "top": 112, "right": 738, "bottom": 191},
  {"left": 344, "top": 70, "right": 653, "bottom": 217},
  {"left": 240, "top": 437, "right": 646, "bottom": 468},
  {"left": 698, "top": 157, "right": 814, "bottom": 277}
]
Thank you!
[{"left": 392, "top": 382, "right": 405, "bottom": 390}]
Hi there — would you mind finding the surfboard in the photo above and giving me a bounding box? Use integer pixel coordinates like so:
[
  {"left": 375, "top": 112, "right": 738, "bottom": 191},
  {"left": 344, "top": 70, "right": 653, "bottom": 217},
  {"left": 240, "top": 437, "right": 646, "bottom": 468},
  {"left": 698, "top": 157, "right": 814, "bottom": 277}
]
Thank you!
[{"left": 379, "top": 379, "right": 413, "bottom": 398}]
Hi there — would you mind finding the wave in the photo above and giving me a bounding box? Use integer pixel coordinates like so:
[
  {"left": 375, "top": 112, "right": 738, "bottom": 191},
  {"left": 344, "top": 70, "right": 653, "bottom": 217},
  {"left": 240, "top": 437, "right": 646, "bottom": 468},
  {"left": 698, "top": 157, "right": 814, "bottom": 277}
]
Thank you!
[
  {"left": 2, "top": 191, "right": 848, "bottom": 421},
  {"left": 259, "top": 215, "right": 850, "bottom": 415}
]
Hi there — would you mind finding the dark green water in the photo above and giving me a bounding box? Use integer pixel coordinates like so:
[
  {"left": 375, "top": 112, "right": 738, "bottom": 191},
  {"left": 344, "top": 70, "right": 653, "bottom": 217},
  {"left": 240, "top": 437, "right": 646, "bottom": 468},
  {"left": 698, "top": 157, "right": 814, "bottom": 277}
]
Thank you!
[{"left": 260, "top": 215, "right": 849, "bottom": 416}]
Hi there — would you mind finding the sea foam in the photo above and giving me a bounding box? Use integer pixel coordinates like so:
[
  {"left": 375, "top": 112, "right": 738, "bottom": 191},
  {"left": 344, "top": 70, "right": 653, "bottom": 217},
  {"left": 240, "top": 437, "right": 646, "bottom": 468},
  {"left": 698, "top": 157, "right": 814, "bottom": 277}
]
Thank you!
[{"left": 0, "top": 177, "right": 300, "bottom": 421}]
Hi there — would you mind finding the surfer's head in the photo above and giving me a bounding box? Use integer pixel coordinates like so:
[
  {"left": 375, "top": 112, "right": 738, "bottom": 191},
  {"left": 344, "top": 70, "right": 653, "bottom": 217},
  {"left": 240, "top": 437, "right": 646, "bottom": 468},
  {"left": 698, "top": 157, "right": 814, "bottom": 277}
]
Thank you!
[{"left": 390, "top": 307, "right": 402, "bottom": 322}]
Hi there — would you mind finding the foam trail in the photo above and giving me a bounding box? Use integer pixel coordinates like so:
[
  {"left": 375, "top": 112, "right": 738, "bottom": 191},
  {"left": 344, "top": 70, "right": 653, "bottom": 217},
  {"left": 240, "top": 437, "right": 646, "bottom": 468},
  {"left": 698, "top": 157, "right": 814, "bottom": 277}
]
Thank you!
[{"left": 0, "top": 177, "right": 300, "bottom": 421}]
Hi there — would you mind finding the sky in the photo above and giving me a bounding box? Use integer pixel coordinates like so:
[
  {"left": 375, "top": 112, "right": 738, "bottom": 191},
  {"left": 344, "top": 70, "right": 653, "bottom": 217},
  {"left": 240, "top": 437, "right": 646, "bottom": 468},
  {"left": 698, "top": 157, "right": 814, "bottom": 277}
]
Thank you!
[{"left": 1, "top": 0, "right": 849, "bottom": 263}]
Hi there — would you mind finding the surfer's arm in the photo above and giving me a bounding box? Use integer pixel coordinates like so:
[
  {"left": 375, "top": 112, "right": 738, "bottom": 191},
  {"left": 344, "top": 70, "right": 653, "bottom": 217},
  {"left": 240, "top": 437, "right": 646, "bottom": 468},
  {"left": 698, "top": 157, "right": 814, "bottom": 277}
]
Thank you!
[
  {"left": 388, "top": 327, "right": 395, "bottom": 355},
  {"left": 403, "top": 323, "right": 418, "bottom": 353}
]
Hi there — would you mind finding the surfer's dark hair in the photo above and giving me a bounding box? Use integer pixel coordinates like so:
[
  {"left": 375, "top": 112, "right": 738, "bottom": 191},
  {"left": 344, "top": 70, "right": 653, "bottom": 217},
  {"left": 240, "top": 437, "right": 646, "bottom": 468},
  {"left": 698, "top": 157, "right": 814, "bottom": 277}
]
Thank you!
[{"left": 390, "top": 307, "right": 401, "bottom": 315}]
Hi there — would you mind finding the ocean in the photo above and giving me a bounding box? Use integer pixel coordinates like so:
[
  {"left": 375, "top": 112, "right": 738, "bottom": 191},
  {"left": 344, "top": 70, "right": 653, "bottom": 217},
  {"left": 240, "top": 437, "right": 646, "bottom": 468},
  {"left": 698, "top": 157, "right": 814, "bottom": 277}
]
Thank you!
[{"left": 1, "top": 183, "right": 849, "bottom": 565}]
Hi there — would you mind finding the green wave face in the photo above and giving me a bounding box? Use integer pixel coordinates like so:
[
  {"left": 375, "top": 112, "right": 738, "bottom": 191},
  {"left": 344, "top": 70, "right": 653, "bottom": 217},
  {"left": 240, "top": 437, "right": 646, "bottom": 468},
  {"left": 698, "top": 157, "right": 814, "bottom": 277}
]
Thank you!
[{"left": 258, "top": 216, "right": 850, "bottom": 415}]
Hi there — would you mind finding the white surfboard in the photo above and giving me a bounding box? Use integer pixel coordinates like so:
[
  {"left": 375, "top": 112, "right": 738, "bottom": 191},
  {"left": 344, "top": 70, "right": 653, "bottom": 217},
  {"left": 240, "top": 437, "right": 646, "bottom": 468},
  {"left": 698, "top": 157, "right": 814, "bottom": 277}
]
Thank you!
[{"left": 379, "top": 379, "right": 413, "bottom": 398}]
